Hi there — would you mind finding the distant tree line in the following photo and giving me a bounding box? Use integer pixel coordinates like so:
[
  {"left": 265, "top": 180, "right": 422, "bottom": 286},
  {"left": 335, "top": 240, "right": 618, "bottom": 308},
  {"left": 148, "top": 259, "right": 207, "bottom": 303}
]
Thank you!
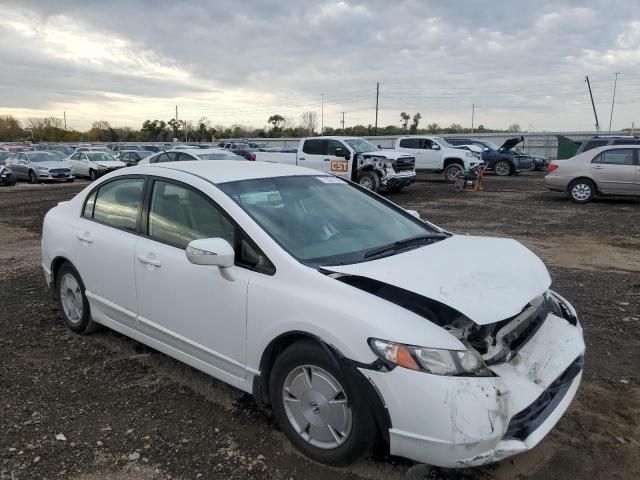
[{"left": 0, "top": 111, "right": 519, "bottom": 143}]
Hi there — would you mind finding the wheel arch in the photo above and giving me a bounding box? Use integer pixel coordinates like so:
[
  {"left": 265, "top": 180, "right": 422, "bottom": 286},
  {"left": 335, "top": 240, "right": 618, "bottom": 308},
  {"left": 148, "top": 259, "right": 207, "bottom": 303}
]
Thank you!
[
  {"left": 443, "top": 157, "right": 464, "bottom": 167},
  {"left": 567, "top": 176, "right": 599, "bottom": 194},
  {"left": 50, "top": 256, "right": 74, "bottom": 298},
  {"left": 253, "top": 330, "right": 392, "bottom": 442}
]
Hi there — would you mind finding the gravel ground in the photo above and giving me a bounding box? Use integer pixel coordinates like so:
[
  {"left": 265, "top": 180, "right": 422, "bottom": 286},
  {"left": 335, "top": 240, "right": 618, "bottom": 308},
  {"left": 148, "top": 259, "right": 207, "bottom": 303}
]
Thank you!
[{"left": 0, "top": 172, "right": 638, "bottom": 480}]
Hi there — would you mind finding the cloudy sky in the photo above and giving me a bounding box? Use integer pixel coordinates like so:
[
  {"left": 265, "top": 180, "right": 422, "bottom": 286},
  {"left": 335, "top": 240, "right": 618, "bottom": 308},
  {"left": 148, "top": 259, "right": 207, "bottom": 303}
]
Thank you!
[{"left": 0, "top": 0, "right": 639, "bottom": 132}]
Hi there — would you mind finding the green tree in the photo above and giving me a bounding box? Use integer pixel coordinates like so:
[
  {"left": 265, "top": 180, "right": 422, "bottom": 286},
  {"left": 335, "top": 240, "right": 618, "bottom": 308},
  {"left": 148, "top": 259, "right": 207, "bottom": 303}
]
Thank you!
[
  {"left": 400, "top": 112, "right": 410, "bottom": 132},
  {"left": 410, "top": 113, "right": 422, "bottom": 134}
]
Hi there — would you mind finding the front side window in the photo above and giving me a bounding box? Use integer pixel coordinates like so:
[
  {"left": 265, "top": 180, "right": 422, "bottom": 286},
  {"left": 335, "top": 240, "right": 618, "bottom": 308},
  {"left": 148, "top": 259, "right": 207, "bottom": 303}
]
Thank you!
[
  {"left": 148, "top": 180, "right": 235, "bottom": 249},
  {"left": 420, "top": 139, "right": 434, "bottom": 149},
  {"left": 218, "top": 176, "right": 440, "bottom": 266},
  {"left": 326, "top": 140, "right": 345, "bottom": 156},
  {"left": 593, "top": 149, "right": 636, "bottom": 165},
  {"left": 91, "top": 178, "right": 145, "bottom": 231}
]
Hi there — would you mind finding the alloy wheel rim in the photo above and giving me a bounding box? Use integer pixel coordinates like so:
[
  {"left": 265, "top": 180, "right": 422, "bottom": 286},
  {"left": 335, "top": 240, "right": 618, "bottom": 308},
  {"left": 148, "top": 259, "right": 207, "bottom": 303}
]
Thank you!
[
  {"left": 572, "top": 183, "right": 591, "bottom": 201},
  {"left": 446, "top": 165, "right": 462, "bottom": 181},
  {"left": 60, "top": 273, "right": 83, "bottom": 325},
  {"left": 359, "top": 177, "right": 373, "bottom": 189},
  {"left": 282, "top": 365, "right": 352, "bottom": 450},
  {"left": 495, "top": 162, "right": 509, "bottom": 175}
]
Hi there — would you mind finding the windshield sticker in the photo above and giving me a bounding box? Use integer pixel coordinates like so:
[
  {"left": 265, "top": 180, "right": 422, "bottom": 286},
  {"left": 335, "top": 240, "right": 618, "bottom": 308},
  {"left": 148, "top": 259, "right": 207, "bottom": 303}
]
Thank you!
[{"left": 316, "top": 176, "right": 345, "bottom": 184}]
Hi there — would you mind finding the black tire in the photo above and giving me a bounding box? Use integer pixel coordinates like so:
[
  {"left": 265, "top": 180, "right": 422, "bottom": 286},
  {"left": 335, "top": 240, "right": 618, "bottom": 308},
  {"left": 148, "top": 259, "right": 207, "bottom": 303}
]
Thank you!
[
  {"left": 29, "top": 170, "right": 38, "bottom": 184},
  {"left": 568, "top": 178, "right": 595, "bottom": 204},
  {"left": 357, "top": 170, "right": 380, "bottom": 192},
  {"left": 55, "top": 263, "right": 99, "bottom": 334},
  {"left": 269, "top": 341, "right": 377, "bottom": 467},
  {"left": 494, "top": 160, "right": 512, "bottom": 176},
  {"left": 443, "top": 162, "right": 464, "bottom": 183},
  {"left": 89, "top": 169, "right": 97, "bottom": 181},
  {"left": 66, "top": 178, "right": 75, "bottom": 183}
]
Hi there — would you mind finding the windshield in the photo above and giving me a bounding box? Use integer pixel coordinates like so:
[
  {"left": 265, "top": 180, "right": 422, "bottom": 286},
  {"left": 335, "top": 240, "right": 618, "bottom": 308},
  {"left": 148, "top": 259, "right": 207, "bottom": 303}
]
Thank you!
[
  {"left": 345, "top": 138, "right": 379, "bottom": 154},
  {"left": 218, "top": 176, "right": 438, "bottom": 266},
  {"left": 481, "top": 141, "right": 500, "bottom": 150},
  {"left": 87, "top": 152, "right": 117, "bottom": 162},
  {"left": 434, "top": 137, "right": 453, "bottom": 147},
  {"left": 28, "top": 153, "right": 60, "bottom": 162},
  {"left": 198, "top": 153, "right": 244, "bottom": 160}
]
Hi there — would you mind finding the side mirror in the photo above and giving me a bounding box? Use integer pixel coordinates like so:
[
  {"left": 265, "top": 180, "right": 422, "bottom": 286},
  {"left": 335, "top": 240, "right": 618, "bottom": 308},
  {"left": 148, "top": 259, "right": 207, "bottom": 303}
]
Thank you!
[
  {"left": 406, "top": 209, "right": 421, "bottom": 219},
  {"left": 483, "top": 147, "right": 489, "bottom": 152},
  {"left": 431, "top": 144, "right": 441, "bottom": 150},
  {"left": 186, "top": 238, "right": 235, "bottom": 268}
]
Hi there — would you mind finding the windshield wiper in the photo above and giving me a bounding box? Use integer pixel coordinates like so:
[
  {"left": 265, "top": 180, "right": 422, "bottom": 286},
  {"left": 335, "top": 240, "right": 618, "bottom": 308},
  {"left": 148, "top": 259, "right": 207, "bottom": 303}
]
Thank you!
[{"left": 363, "top": 233, "right": 448, "bottom": 259}]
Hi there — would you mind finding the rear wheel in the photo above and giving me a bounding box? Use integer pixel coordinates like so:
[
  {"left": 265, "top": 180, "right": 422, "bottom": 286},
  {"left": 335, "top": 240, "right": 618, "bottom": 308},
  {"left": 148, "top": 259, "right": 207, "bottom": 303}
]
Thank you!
[
  {"left": 443, "top": 163, "right": 464, "bottom": 182},
  {"left": 269, "top": 341, "right": 377, "bottom": 466},
  {"left": 357, "top": 171, "right": 380, "bottom": 192},
  {"left": 568, "top": 179, "right": 595, "bottom": 203},
  {"left": 494, "top": 160, "right": 512, "bottom": 176},
  {"left": 56, "top": 263, "right": 99, "bottom": 334}
]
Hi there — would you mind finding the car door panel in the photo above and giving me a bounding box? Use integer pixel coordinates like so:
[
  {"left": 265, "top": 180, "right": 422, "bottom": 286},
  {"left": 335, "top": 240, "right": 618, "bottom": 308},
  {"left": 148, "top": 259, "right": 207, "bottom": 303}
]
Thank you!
[
  {"left": 300, "top": 139, "right": 329, "bottom": 172},
  {"left": 133, "top": 179, "right": 249, "bottom": 381},
  {"left": 590, "top": 149, "right": 636, "bottom": 193}
]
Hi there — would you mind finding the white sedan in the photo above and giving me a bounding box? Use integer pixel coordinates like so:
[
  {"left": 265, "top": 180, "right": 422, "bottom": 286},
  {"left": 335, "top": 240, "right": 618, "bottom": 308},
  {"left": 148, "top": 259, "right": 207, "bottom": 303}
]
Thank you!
[
  {"left": 41, "top": 161, "right": 584, "bottom": 468},
  {"left": 137, "top": 148, "right": 245, "bottom": 164},
  {"left": 68, "top": 151, "right": 126, "bottom": 180}
]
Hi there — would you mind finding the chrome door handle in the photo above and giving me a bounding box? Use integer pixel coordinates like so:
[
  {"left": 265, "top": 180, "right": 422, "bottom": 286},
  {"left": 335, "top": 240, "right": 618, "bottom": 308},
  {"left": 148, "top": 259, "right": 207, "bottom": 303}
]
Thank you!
[
  {"left": 593, "top": 165, "right": 604, "bottom": 169},
  {"left": 324, "top": 158, "right": 332, "bottom": 161},
  {"left": 298, "top": 157, "right": 305, "bottom": 161},
  {"left": 136, "top": 254, "right": 161, "bottom": 268},
  {"left": 76, "top": 232, "right": 93, "bottom": 243}
]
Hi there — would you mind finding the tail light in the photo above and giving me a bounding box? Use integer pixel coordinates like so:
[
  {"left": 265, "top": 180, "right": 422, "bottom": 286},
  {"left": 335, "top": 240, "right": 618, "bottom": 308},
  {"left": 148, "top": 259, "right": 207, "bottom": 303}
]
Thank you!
[
  {"left": 548, "top": 163, "right": 559, "bottom": 172},
  {"left": 250, "top": 153, "right": 256, "bottom": 161}
]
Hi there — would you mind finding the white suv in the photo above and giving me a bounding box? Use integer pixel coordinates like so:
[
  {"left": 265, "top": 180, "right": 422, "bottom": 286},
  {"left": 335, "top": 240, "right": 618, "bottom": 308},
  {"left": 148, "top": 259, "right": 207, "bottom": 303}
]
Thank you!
[{"left": 395, "top": 136, "right": 484, "bottom": 181}]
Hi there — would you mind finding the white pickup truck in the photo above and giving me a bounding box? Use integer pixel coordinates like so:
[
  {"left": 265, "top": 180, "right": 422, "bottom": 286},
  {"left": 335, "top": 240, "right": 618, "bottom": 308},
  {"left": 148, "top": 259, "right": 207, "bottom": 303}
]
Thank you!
[
  {"left": 394, "top": 136, "right": 484, "bottom": 182},
  {"left": 254, "top": 136, "right": 416, "bottom": 192}
]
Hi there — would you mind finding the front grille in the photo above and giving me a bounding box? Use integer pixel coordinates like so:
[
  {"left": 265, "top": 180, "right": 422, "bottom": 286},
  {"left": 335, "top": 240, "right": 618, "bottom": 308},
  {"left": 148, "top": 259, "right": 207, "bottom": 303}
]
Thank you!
[
  {"left": 49, "top": 169, "right": 70, "bottom": 175},
  {"left": 394, "top": 157, "right": 415, "bottom": 172},
  {"left": 504, "top": 356, "right": 583, "bottom": 440}
]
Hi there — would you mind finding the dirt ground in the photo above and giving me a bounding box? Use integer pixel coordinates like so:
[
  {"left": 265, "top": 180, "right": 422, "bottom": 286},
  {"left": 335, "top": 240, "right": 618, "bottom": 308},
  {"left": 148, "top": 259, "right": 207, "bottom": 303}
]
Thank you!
[{"left": 1, "top": 172, "right": 638, "bottom": 480}]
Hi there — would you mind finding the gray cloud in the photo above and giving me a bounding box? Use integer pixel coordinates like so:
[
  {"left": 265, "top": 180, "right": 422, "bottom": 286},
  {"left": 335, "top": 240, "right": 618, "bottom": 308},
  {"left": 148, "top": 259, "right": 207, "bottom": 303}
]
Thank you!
[{"left": 1, "top": 0, "right": 639, "bottom": 131}]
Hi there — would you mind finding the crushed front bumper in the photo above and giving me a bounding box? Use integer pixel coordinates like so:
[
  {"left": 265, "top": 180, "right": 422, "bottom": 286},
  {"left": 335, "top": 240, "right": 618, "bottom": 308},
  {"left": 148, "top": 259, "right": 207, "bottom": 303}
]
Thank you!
[
  {"left": 382, "top": 171, "right": 416, "bottom": 188},
  {"left": 361, "top": 310, "right": 585, "bottom": 468}
]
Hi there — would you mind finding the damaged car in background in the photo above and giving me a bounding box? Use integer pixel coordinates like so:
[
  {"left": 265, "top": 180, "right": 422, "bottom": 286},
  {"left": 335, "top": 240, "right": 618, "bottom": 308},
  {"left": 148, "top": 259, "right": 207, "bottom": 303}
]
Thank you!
[{"left": 41, "top": 161, "right": 584, "bottom": 468}]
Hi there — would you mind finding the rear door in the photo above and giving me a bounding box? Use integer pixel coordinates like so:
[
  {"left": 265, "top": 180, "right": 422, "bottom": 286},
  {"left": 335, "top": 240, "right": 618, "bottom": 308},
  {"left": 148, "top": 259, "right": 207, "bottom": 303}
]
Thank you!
[
  {"left": 590, "top": 148, "right": 637, "bottom": 193},
  {"left": 299, "top": 139, "right": 328, "bottom": 172},
  {"left": 11, "top": 153, "right": 27, "bottom": 178}
]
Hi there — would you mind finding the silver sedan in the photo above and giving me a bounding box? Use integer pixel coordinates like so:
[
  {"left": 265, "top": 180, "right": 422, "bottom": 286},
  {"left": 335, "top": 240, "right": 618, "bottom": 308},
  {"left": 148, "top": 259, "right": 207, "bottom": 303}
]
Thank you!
[{"left": 545, "top": 145, "right": 640, "bottom": 202}]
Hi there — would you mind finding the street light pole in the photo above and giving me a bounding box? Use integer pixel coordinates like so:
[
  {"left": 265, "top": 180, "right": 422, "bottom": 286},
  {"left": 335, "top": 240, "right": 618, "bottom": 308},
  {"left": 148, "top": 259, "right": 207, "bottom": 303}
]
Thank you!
[
  {"left": 608, "top": 72, "right": 620, "bottom": 133},
  {"left": 321, "top": 94, "right": 324, "bottom": 135}
]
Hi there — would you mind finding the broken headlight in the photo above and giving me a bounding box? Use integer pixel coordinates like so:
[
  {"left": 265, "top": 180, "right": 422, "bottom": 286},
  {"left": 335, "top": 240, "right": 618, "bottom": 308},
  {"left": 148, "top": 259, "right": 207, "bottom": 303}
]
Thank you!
[
  {"left": 368, "top": 338, "right": 490, "bottom": 376},
  {"left": 545, "top": 290, "right": 578, "bottom": 325}
]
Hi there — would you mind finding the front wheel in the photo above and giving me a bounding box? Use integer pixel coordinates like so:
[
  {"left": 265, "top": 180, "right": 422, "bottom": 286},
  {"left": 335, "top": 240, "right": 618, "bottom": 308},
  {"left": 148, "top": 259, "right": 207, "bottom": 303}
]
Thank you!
[
  {"left": 269, "top": 341, "right": 377, "bottom": 466},
  {"left": 29, "top": 170, "right": 38, "bottom": 184},
  {"left": 357, "top": 171, "right": 380, "bottom": 192},
  {"left": 89, "top": 169, "right": 97, "bottom": 181},
  {"left": 443, "top": 163, "right": 464, "bottom": 183},
  {"left": 568, "top": 179, "right": 595, "bottom": 203},
  {"left": 494, "top": 160, "right": 512, "bottom": 176}
]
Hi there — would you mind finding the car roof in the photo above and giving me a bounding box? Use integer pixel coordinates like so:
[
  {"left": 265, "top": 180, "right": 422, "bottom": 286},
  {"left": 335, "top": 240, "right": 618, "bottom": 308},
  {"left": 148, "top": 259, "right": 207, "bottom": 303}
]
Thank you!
[
  {"left": 138, "top": 160, "right": 326, "bottom": 184},
  {"left": 164, "top": 148, "right": 231, "bottom": 154}
]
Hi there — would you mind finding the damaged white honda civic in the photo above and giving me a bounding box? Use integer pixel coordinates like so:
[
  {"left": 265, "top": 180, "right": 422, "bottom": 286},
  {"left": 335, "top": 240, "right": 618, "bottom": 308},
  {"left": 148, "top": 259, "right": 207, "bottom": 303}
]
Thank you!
[{"left": 41, "top": 161, "right": 585, "bottom": 468}]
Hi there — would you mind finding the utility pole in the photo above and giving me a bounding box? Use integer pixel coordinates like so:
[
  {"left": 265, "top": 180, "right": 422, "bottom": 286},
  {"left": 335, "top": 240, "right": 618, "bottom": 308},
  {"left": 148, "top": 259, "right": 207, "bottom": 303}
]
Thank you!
[
  {"left": 321, "top": 93, "right": 324, "bottom": 135},
  {"left": 63, "top": 111, "right": 67, "bottom": 130},
  {"left": 375, "top": 82, "right": 379, "bottom": 135},
  {"left": 341, "top": 112, "right": 345, "bottom": 135},
  {"left": 585, "top": 76, "right": 600, "bottom": 131},
  {"left": 471, "top": 104, "right": 475, "bottom": 133},
  {"left": 175, "top": 105, "right": 178, "bottom": 123},
  {"left": 608, "top": 72, "right": 620, "bottom": 133}
]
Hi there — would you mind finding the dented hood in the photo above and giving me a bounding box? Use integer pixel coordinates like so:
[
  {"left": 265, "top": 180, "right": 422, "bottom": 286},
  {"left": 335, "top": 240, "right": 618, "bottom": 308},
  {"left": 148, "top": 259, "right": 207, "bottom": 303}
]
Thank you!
[{"left": 326, "top": 235, "right": 551, "bottom": 326}]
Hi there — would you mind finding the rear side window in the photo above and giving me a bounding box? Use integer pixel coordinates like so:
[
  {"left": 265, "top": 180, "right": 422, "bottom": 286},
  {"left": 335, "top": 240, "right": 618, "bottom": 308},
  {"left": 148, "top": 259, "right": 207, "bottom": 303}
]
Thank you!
[
  {"left": 592, "top": 149, "right": 636, "bottom": 165},
  {"left": 91, "top": 178, "right": 145, "bottom": 231},
  {"left": 399, "top": 138, "right": 420, "bottom": 148},
  {"left": 302, "top": 139, "right": 326, "bottom": 155},
  {"left": 612, "top": 139, "right": 640, "bottom": 145},
  {"left": 153, "top": 152, "right": 179, "bottom": 163},
  {"left": 582, "top": 140, "right": 608, "bottom": 152},
  {"left": 148, "top": 180, "right": 235, "bottom": 249}
]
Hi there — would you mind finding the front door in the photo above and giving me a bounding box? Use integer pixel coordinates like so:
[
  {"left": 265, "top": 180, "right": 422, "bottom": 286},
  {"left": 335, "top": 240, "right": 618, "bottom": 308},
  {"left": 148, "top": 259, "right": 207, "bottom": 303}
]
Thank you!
[
  {"left": 133, "top": 179, "right": 249, "bottom": 380},
  {"left": 590, "top": 148, "right": 637, "bottom": 194}
]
